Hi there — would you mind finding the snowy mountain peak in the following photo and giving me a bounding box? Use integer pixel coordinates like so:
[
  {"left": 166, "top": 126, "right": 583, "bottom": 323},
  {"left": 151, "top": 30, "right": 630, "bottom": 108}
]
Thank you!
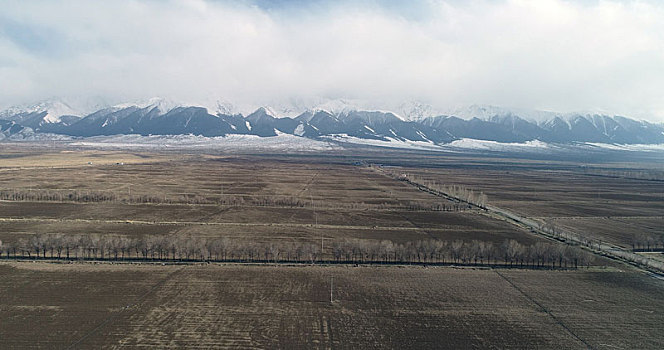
[
  {"left": 214, "top": 100, "right": 237, "bottom": 116},
  {"left": 257, "top": 106, "right": 276, "bottom": 117},
  {"left": 0, "top": 99, "right": 84, "bottom": 129},
  {"left": 246, "top": 106, "right": 302, "bottom": 119},
  {"left": 449, "top": 104, "right": 566, "bottom": 123},
  {"left": 1, "top": 97, "right": 663, "bottom": 146},
  {"left": 0, "top": 99, "right": 80, "bottom": 124},
  {"left": 397, "top": 101, "right": 441, "bottom": 121},
  {"left": 310, "top": 99, "right": 362, "bottom": 115},
  {"left": 36, "top": 100, "right": 79, "bottom": 121},
  {"left": 114, "top": 97, "right": 182, "bottom": 115}
]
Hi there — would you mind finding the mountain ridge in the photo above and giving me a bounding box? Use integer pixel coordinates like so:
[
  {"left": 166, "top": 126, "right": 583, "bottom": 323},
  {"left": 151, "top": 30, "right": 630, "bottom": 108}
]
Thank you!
[{"left": 1, "top": 100, "right": 663, "bottom": 145}]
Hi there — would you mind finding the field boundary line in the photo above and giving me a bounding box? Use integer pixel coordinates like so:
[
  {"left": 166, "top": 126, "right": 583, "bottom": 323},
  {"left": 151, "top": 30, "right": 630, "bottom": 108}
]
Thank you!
[
  {"left": 494, "top": 270, "right": 593, "bottom": 350},
  {"left": 0, "top": 199, "right": 472, "bottom": 212},
  {"left": 0, "top": 216, "right": 476, "bottom": 232},
  {"left": 65, "top": 266, "right": 185, "bottom": 349},
  {"left": 396, "top": 212, "right": 441, "bottom": 241},
  {"left": 0, "top": 258, "right": 590, "bottom": 271}
]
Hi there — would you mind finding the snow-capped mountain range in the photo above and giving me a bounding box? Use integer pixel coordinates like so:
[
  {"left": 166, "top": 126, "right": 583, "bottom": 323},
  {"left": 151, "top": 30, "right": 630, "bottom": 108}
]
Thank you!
[
  {"left": 0, "top": 100, "right": 80, "bottom": 128},
  {"left": 1, "top": 98, "right": 663, "bottom": 146}
]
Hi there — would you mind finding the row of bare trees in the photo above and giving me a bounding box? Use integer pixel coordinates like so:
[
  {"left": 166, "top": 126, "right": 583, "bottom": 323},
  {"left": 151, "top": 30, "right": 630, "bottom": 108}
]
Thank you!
[
  {"left": 0, "top": 188, "right": 469, "bottom": 212},
  {"left": 0, "top": 189, "right": 307, "bottom": 207},
  {"left": 0, "top": 189, "right": 121, "bottom": 203},
  {"left": 0, "top": 234, "right": 592, "bottom": 268},
  {"left": 437, "top": 184, "right": 488, "bottom": 208},
  {"left": 333, "top": 239, "right": 592, "bottom": 268},
  {"left": 539, "top": 221, "right": 664, "bottom": 253},
  {"left": 631, "top": 233, "right": 664, "bottom": 251},
  {"left": 375, "top": 167, "right": 488, "bottom": 208}
]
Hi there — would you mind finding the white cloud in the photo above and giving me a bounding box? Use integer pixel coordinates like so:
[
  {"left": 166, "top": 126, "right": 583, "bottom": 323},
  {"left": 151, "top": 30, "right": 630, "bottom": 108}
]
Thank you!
[{"left": 0, "top": 0, "right": 663, "bottom": 121}]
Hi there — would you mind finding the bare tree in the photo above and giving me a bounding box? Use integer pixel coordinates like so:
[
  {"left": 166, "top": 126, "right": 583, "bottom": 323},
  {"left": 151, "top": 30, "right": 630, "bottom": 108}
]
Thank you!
[
  {"left": 450, "top": 240, "right": 463, "bottom": 264},
  {"left": 1, "top": 232, "right": 597, "bottom": 271},
  {"left": 501, "top": 240, "right": 522, "bottom": 267}
]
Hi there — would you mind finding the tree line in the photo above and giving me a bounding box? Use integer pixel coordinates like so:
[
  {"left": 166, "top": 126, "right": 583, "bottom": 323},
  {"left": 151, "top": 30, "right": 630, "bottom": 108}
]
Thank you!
[
  {"left": 631, "top": 232, "right": 664, "bottom": 251},
  {"left": 539, "top": 221, "right": 664, "bottom": 252},
  {"left": 0, "top": 189, "right": 308, "bottom": 206},
  {"left": 370, "top": 166, "right": 488, "bottom": 208},
  {"left": 0, "top": 188, "right": 470, "bottom": 212},
  {"left": 0, "top": 234, "right": 592, "bottom": 268}
]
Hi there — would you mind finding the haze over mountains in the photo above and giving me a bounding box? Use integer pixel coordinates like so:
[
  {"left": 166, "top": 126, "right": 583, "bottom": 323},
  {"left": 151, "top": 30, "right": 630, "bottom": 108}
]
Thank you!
[{"left": 1, "top": 99, "right": 663, "bottom": 146}]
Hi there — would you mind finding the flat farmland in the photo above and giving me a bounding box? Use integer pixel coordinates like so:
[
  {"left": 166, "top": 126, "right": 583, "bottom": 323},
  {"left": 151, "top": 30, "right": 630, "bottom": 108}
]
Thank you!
[
  {"left": 0, "top": 149, "right": 176, "bottom": 169},
  {"left": 0, "top": 151, "right": 546, "bottom": 251},
  {"left": 550, "top": 216, "right": 664, "bottom": 249},
  {"left": 1, "top": 149, "right": 663, "bottom": 349},
  {"left": 1, "top": 262, "right": 662, "bottom": 349},
  {"left": 0, "top": 203, "right": 542, "bottom": 246},
  {"left": 0, "top": 153, "right": 442, "bottom": 208},
  {"left": 400, "top": 163, "right": 664, "bottom": 249}
]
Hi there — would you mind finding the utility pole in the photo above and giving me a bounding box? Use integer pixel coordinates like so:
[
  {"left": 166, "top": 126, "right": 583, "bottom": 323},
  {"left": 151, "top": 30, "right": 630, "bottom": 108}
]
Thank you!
[{"left": 330, "top": 276, "right": 333, "bottom": 303}]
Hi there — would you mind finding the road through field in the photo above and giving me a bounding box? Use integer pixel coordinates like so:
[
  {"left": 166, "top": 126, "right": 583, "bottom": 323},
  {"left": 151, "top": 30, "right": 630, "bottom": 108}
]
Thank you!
[
  {"left": 377, "top": 167, "right": 664, "bottom": 275},
  {"left": 486, "top": 204, "right": 664, "bottom": 274}
]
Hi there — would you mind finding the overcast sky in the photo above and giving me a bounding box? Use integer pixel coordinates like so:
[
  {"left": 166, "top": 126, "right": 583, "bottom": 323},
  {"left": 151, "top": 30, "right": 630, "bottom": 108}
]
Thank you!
[{"left": 1, "top": 0, "right": 663, "bottom": 120}]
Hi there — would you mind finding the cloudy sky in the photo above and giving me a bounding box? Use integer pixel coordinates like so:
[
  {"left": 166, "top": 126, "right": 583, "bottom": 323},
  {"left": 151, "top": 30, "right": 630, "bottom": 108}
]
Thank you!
[{"left": 1, "top": 0, "right": 663, "bottom": 120}]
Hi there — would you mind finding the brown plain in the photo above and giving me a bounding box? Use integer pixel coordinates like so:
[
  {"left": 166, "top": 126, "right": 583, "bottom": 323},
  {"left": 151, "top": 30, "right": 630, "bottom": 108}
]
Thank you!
[{"left": 0, "top": 149, "right": 663, "bottom": 349}]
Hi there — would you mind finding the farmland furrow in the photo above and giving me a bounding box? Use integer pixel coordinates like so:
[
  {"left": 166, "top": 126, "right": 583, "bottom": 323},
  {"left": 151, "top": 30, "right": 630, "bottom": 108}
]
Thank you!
[
  {"left": 494, "top": 270, "right": 593, "bottom": 349},
  {"left": 65, "top": 266, "right": 186, "bottom": 349}
]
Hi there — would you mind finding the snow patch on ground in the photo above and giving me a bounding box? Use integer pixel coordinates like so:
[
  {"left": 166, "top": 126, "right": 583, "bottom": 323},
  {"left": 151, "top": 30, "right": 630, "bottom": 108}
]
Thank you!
[
  {"left": 326, "top": 135, "right": 561, "bottom": 153},
  {"left": 581, "top": 142, "right": 664, "bottom": 152},
  {"left": 69, "top": 134, "right": 339, "bottom": 152},
  {"left": 5, "top": 132, "right": 664, "bottom": 155},
  {"left": 328, "top": 135, "right": 664, "bottom": 154},
  {"left": 322, "top": 134, "right": 447, "bottom": 151},
  {"left": 4, "top": 132, "right": 73, "bottom": 141},
  {"left": 447, "top": 138, "right": 551, "bottom": 150}
]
